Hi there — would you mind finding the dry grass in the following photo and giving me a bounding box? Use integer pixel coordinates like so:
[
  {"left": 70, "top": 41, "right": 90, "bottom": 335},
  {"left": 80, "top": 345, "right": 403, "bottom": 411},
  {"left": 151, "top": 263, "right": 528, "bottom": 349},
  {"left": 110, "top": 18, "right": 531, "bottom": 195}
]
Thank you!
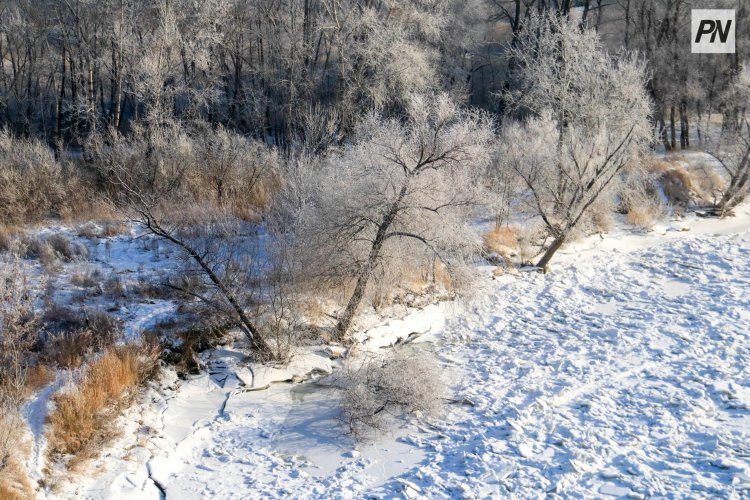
[
  {"left": 47, "top": 234, "right": 88, "bottom": 261},
  {"left": 626, "top": 205, "right": 662, "bottom": 229},
  {"left": 0, "top": 227, "right": 12, "bottom": 253},
  {"left": 0, "top": 403, "right": 33, "bottom": 500},
  {"left": 41, "top": 306, "right": 123, "bottom": 369},
  {"left": 24, "top": 364, "right": 56, "bottom": 397},
  {"left": 483, "top": 226, "right": 520, "bottom": 258},
  {"left": 644, "top": 157, "right": 695, "bottom": 206},
  {"left": 21, "top": 236, "right": 58, "bottom": 267},
  {"left": 70, "top": 268, "right": 103, "bottom": 290},
  {"left": 46, "top": 342, "right": 160, "bottom": 469},
  {"left": 0, "top": 131, "right": 97, "bottom": 225},
  {"left": 77, "top": 221, "right": 129, "bottom": 240}
]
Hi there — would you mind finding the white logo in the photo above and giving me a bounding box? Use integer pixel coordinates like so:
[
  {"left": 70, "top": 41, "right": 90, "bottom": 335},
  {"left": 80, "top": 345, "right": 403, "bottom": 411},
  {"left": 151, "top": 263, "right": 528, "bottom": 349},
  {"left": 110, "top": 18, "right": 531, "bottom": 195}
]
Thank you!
[{"left": 692, "top": 9, "right": 735, "bottom": 53}]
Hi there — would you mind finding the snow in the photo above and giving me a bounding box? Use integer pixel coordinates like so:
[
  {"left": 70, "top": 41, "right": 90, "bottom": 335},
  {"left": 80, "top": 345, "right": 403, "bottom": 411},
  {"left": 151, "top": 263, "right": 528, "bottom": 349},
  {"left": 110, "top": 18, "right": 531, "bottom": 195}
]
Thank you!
[{"left": 45, "top": 207, "right": 750, "bottom": 499}]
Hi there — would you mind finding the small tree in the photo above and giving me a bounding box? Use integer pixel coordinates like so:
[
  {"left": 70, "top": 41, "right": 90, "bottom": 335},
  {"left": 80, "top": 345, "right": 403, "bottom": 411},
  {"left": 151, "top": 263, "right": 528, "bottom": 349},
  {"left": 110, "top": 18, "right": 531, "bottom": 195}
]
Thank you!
[
  {"left": 291, "top": 94, "right": 493, "bottom": 338},
  {"left": 498, "top": 13, "right": 652, "bottom": 269}
]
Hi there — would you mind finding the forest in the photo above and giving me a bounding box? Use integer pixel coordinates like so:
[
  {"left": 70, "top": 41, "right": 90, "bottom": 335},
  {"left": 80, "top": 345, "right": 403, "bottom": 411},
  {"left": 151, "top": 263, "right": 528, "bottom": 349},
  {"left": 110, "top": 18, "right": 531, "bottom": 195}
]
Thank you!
[{"left": 1, "top": 1, "right": 750, "bottom": 498}]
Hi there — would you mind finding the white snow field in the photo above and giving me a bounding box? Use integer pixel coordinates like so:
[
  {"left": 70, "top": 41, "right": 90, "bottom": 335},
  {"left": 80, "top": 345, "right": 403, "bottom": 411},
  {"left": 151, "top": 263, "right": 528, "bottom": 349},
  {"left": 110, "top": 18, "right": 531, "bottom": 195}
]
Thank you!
[{"left": 55, "top": 212, "right": 750, "bottom": 499}]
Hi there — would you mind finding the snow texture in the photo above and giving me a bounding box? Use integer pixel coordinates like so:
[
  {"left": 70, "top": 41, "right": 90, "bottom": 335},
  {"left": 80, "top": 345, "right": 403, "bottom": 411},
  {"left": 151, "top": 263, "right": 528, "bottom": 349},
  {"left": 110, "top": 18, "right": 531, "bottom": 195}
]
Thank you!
[{"left": 52, "top": 213, "right": 750, "bottom": 499}]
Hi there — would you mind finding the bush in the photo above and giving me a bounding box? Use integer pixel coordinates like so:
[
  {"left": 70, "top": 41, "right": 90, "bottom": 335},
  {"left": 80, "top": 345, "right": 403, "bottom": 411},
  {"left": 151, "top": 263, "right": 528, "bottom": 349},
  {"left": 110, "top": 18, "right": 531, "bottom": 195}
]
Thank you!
[
  {"left": 70, "top": 267, "right": 103, "bottom": 290},
  {"left": 0, "top": 130, "right": 92, "bottom": 224},
  {"left": 644, "top": 158, "right": 695, "bottom": 207},
  {"left": 338, "top": 349, "right": 446, "bottom": 440},
  {"left": 0, "top": 257, "right": 39, "bottom": 405}
]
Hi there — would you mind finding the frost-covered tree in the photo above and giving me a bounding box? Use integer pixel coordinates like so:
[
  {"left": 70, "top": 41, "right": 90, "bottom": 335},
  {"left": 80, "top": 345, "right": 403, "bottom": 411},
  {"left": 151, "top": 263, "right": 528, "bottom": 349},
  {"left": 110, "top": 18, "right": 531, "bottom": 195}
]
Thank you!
[
  {"left": 498, "top": 13, "right": 652, "bottom": 269},
  {"left": 704, "top": 66, "right": 750, "bottom": 216},
  {"left": 291, "top": 93, "right": 493, "bottom": 337}
]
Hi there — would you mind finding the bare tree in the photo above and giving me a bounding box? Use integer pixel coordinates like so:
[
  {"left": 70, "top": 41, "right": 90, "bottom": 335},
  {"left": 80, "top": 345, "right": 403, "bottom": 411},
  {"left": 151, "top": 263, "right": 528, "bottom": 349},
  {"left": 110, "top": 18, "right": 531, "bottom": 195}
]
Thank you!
[
  {"left": 498, "top": 13, "right": 652, "bottom": 269},
  {"left": 103, "top": 126, "right": 275, "bottom": 354},
  {"left": 291, "top": 93, "right": 493, "bottom": 338}
]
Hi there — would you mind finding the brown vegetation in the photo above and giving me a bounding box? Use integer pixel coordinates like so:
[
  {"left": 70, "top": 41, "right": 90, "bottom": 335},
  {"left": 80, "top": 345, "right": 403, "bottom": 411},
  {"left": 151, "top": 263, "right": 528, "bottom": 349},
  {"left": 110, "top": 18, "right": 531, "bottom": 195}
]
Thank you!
[
  {"left": 644, "top": 158, "right": 695, "bottom": 207},
  {"left": 46, "top": 342, "right": 160, "bottom": 469},
  {"left": 483, "top": 226, "right": 520, "bottom": 259},
  {"left": 0, "top": 403, "right": 32, "bottom": 500}
]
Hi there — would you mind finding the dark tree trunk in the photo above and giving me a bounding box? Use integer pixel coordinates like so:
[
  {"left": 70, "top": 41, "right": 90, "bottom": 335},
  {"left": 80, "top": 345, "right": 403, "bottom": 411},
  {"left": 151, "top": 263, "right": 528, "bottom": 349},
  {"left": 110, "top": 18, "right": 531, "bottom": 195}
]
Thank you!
[
  {"left": 680, "top": 99, "right": 689, "bottom": 149},
  {"left": 669, "top": 104, "right": 676, "bottom": 150},
  {"left": 536, "top": 234, "right": 566, "bottom": 270},
  {"left": 336, "top": 184, "right": 408, "bottom": 337},
  {"left": 658, "top": 107, "right": 670, "bottom": 151}
]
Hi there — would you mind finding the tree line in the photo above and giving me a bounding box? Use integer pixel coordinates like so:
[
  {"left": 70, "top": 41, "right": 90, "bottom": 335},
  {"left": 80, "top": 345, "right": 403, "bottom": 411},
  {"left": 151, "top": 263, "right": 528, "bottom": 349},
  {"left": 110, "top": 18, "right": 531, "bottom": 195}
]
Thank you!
[{"left": 1, "top": 0, "right": 746, "bottom": 151}]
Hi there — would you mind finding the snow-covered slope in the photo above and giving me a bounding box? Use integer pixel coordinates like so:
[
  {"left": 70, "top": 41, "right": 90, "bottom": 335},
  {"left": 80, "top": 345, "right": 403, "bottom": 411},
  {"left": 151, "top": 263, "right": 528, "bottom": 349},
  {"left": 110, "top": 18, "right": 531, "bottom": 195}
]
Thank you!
[{"left": 56, "top": 211, "right": 750, "bottom": 499}]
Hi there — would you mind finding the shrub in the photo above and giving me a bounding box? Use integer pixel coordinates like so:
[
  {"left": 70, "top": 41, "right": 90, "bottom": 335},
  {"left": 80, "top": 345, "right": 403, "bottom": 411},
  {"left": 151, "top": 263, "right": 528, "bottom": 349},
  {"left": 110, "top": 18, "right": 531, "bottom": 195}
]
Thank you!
[
  {"left": 0, "top": 257, "right": 39, "bottom": 405},
  {"left": 70, "top": 267, "right": 103, "bottom": 290},
  {"left": 46, "top": 342, "right": 160, "bottom": 468},
  {"left": 0, "top": 130, "right": 92, "bottom": 224},
  {"left": 338, "top": 349, "right": 446, "bottom": 440}
]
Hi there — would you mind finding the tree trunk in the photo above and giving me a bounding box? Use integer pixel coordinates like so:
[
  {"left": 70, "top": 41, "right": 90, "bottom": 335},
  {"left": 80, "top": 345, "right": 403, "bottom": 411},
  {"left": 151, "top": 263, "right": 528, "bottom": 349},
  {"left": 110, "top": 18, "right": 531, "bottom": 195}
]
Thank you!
[
  {"left": 658, "top": 106, "right": 670, "bottom": 151},
  {"left": 536, "top": 234, "right": 566, "bottom": 271},
  {"left": 336, "top": 184, "right": 407, "bottom": 337},
  {"left": 669, "top": 104, "right": 676, "bottom": 150},
  {"left": 679, "top": 100, "right": 689, "bottom": 149},
  {"left": 146, "top": 220, "right": 270, "bottom": 353}
]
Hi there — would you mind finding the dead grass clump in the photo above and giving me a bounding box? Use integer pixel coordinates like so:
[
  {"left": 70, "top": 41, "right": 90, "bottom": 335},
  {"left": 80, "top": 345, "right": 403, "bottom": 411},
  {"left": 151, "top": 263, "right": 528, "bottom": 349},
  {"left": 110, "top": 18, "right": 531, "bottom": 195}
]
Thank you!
[
  {"left": 41, "top": 306, "right": 122, "bottom": 368},
  {"left": 47, "top": 234, "right": 87, "bottom": 261},
  {"left": 76, "top": 223, "right": 101, "bottom": 240},
  {"left": 22, "top": 236, "right": 57, "bottom": 267},
  {"left": 42, "top": 305, "right": 122, "bottom": 338},
  {"left": 46, "top": 342, "right": 161, "bottom": 468},
  {"left": 626, "top": 205, "right": 662, "bottom": 230},
  {"left": 483, "top": 226, "right": 519, "bottom": 258},
  {"left": 0, "top": 130, "right": 94, "bottom": 224},
  {"left": 70, "top": 268, "right": 103, "bottom": 290},
  {"left": 0, "top": 402, "right": 32, "bottom": 500},
  {"left": 644, "top": 157, "right": 695, "bottom": 206},
  {"left": 338, "top": 349, "right": 446, "bottom": 440},
  {"left": 77, "top": 222, "right": 129, "bottom": 240},
  {"left": 0, "top": 227, "right": 13, "bottom": 253},
  {"left": 101, "top": 221, "right": 129, "bottom": 238},
  {"left": 24, "top": 364, "right": 56, "bottom": 396}
]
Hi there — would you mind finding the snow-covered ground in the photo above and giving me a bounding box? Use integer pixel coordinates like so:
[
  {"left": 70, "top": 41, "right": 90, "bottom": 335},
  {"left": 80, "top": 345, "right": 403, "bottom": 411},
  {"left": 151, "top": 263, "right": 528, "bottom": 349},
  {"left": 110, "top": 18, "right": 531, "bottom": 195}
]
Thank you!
[{"left": 47, "top": 206, "right": 750, "bottom": 499}]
